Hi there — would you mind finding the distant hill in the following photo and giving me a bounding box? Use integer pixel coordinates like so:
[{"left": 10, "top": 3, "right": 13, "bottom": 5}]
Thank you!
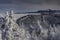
[{"left": 26, "top": 9, "right": 60, "bottom": 13}]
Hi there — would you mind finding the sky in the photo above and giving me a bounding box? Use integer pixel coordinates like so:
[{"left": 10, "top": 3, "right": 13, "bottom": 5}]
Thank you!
[{"left": 0, "top": 0, "right": 60, "bottom": 12}]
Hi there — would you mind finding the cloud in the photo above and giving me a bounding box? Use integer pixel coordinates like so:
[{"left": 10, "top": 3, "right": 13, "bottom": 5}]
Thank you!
[
  {"left": 0, "top": 0, "right": 60, "bottom": 4},
  {"left": 0, "top": 0, "right": 11, "bottom": 4}
]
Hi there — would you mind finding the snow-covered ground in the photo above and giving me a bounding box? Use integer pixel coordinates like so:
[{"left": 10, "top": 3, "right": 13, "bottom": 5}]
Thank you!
[{"left": 0, "top": 12, "right": 60, "bottom": 40}]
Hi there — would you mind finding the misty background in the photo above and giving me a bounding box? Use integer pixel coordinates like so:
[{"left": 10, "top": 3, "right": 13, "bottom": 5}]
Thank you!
[{"left": 0, "top": 0, "right": 60, "bottom": 13}]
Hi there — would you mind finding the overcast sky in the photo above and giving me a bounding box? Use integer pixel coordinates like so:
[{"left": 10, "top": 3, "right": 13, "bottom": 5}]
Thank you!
[{"left": 0, "top": 0, "right": 60, "bottom": 12}]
